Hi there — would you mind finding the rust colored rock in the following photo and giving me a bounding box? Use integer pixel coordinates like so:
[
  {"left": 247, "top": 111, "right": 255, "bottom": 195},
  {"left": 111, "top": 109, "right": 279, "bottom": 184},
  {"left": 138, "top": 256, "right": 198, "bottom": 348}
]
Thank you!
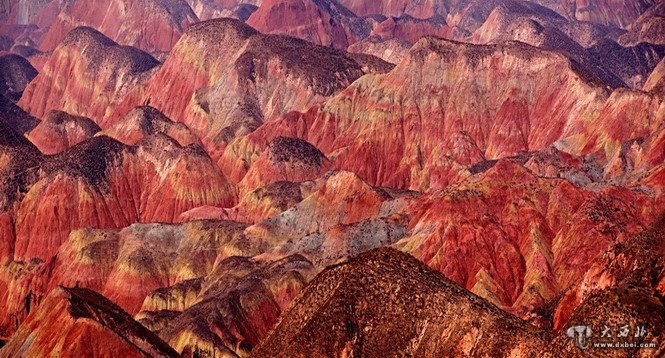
[
  {"left": 0, "top": 286, "right": 179, "bottom": 358},
  {"left": 252, "top": 248, "right": 549, "bottom": 357},
  {"left": 12, "top": 135, "right": 237, "bottom": 261},
  {"left": 645, "top": 58, "right": 665, "bottom": 95},
  {"left": 99, "top": 106, "right": 201, "bottom": 147},
  {"left": 18, "top": 26, "right": 159, "bottom": 123},
  {"left": 247, "top": 0, "right": 366, "bottom": 49},
  {"left": 151, "top": 254, "right": 315, "bottom": 356},
  {"left": 109, "top": 18, "right": 369, "bottom": 169},
  {"left": 38, "top": 0, "right": 199, "bottom": 54},
  {"left": 238, "top": 136, "right": 333, "bottom": 197},
  {"left": 227, "top": 38, "right": 633, "bottom": 191},
  {"left": 27, "top": 110, "right": 101, "bottom": 154}
]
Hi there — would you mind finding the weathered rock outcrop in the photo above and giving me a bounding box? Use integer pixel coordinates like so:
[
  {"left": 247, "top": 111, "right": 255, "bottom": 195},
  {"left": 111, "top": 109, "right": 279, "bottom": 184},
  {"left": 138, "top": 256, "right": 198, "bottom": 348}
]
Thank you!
[
  {"left": 253, "top": 248, "right": 665, "bottom": 357},
  {"left": 18, "top": 27, "right": 159, "bottom": 122},
  {"left": 109, "top": 18, "right": 371, "bottom": 168},
  {"left": 0, "top": 53, "right": 36, "bottom": 101},
  {"left": 27, "top": 110, "right": 100, "bottom": 154},
  {"left": 247, "top": 0, "right": 372, "bottom": 49},
  {"left": 9, "top": 134, "right": 237, "bottom": 261},
  {"left": 252, "top": 248, "right": 549, "bottom": 357},
  {"left": 99, "top": 106, "right": 201, "bottom": 147},
  {"left": 0, "top": 286, "right": 179, "bottom": 358},
  {"left": 227, "top": 37, "right": 648, "bottom": 191},
  {"left": 38, "top": 0, "right": 199, "bottom": 53}
]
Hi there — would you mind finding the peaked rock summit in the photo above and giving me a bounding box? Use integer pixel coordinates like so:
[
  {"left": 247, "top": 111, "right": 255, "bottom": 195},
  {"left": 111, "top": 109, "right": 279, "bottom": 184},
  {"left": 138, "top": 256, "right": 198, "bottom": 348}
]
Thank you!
[
  {"left": 252, "top": 248, "right": 548, "bottom": 357},
  {"left": 39, "top": 0, "right": 199, "bottom": 53},
  {"left": 18, "top": 27, "right": 159, "bottom": 123},
  {"left": 0, "top": 286, "right": 179, "bottom": 358},
  {"left": 27, "top": 110, "right": 101, "bottom": 154}
]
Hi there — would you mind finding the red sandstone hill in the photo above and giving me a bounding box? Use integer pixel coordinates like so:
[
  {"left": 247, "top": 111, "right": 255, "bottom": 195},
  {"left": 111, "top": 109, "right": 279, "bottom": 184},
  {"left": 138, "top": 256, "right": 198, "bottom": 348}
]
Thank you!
[
  {"left": 18, "top": 26, "right": 159, "bottom": 123},
  {"left": 0, "top": 286, "right": 179, "bottom": 357},
  {"left": 1, "top": 2, "right": 665, "bottom": 357},
  {"left": 99, "top": 106, "right": 201, "bottom": 147},
  {"left": 38, "top": 0, "right": 199, "bottom": 54},
  {"left": 252, "top": 248, "right": 550, "bottom": 357},
  {"left": 247, "top": 0, "right": 372, "bottom": 49},
  {"left": 107, "top": 18, "right": 386, "bottom": 170},
  {"left": 27, "top": 110, "right": 101, "bottom": 154},
  {"left": 0, "top": 133, "right": 238, "bottom": 265},
  {"left": 225, "top": 36, "right": 658, "bottom": 191},
  {"left": 253, "top": 248, "right": 665, "bottom": 357},
  {"left": 336, "top": 0, "right": 448, "bottom": 18},
  {"left": 469, "top": 1, "right": 665, "bottom": 88}
]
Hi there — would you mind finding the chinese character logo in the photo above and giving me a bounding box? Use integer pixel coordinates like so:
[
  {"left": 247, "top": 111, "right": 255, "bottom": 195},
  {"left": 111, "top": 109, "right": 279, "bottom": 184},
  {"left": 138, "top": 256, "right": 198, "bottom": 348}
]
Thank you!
[{"left": 566, "top": 325, "right": 593, "bottom": 349}]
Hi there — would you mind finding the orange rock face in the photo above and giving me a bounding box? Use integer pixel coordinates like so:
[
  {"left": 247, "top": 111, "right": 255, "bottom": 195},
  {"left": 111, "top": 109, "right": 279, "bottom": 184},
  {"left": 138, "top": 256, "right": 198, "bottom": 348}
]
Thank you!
[
  {"left": 226, "top": 38, "right": 625, "bottom": 191},
  {"left": 3, "top": 2, "right": 665, "bottom": 356}
]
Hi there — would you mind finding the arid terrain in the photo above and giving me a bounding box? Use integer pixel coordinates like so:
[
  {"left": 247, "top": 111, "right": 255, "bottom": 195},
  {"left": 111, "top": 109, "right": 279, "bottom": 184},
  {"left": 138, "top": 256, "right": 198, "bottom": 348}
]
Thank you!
[{"left": 1, "top": 0, "right": 665, "bottom": 357}]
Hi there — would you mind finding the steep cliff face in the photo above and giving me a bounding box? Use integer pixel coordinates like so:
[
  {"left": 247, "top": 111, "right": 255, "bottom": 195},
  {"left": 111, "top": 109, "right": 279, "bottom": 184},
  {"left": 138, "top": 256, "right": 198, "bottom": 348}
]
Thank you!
[
  {"left": 563, "top": 0, "right": 656, "bottom": 29},
  {"left": 645, "top": 58, "right": 665, "bottom": 95},
  {"left": 336, "top": 0, "right": 448, "bottom": 18},
  {"left": 0, "top": 286, "right": 179, "bottom": 358},
  {"left": 38, "top": 0, "right": 199, "bottom": 53},
  {"left": 620, "top": 2, "right": 665, "bottom": 45},
  {"left": 18, "top": 27, "right": 159, "bottom": 122},
  {"left": 27, "top": 110, "right": 101, "bottom": 154}
]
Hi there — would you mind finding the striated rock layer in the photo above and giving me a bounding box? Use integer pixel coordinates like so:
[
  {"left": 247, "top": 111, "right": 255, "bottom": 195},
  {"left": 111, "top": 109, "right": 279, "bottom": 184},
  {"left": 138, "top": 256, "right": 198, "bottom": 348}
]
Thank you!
[
  {"left": 27, "top": 110, "right": 100, "bottom": 154},
  {"left": 0, "top": 286, "right": 179, "bottom": 358},
  {"left": 18, "top": 26, "right": 159, "bottom": 123},
  {"left": 38, "top": 0, "right": 199, "bottom": 53},
  {"left": 108, "top": 18, "right": 377, "bottom": 171}
]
